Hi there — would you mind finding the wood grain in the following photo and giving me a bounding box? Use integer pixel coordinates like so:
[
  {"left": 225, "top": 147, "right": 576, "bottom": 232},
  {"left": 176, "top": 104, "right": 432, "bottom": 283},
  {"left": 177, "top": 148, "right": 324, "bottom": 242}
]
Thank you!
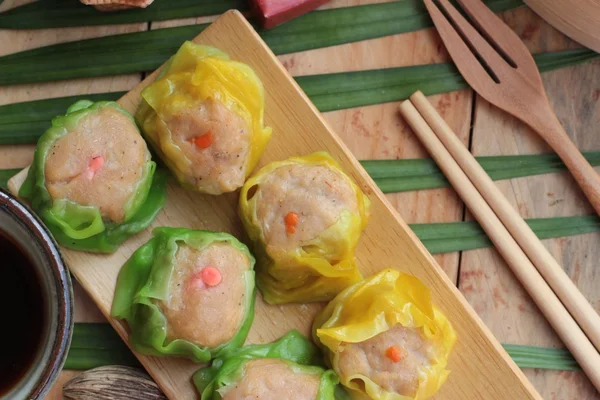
[
  {"left": 460, "top": 6, "right": 600, "bottom": 399},
  {"left": 524, "top": 0, "right": 600, "bottom": 54},
  {"left": 402, "top": 93, "right": 600, "bottom": 391},
  {"left": 425, "top": 0, "right": 600, "bottom": 217},
  {"left": 7, "top": 10, "right": 539, "bottom": 400},
  {"left": 0, "top": 0, "right": 146, "bottom": 169},
  {"left": 150, "top": 0, "right": 472, "bottom": 282}
]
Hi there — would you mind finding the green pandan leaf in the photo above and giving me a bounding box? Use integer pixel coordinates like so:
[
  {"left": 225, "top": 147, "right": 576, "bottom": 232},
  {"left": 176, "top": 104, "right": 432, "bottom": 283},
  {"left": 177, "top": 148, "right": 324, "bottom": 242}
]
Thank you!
[
  {"left": 0, "top": 49, "right": 596, "bottom": 144},
  {"left": 0, "top": 168, "right": 20, "bottom": 191},
  {"left": 412, "top": 215, "right": 600, "bottom": 254},
  {"left": 0, "top": 0, "right": 525, "bottom": 85},
  {"left": 0, "top": 92, "right": 125, "bottom": 144},
  {"left": 1, "top": 163, "right": 598, "bottom": 255},
  {"left": 503, "top": 344, "right": 579, "bottom": 371},
  {"left": 297, "top": 49, "right": 600, "bottom": 112},
  {"left": 63, "top": 321, "right": 579, "bottom": 371},
  {"left": 0, "top": 0, "right": 521, "bottom": 31},
  {"left": 0, "top": 0, "right": 246, "bottom": 29},
  {"left": 364, "top": 152, "right": 600, "bottom": 193}
]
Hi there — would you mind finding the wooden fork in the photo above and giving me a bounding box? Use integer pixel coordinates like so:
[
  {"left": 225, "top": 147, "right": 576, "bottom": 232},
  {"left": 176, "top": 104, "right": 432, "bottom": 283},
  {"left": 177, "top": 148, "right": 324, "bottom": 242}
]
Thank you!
[{"left": 424, "top": 0, "right": 600, "bottom": 216}]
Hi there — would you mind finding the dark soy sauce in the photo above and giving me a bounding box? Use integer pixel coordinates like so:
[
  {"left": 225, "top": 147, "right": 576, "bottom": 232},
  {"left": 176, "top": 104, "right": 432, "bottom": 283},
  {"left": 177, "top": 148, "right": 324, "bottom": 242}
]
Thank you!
[{"left": 0, "top": 231, "right": 45, "bottom": 395}]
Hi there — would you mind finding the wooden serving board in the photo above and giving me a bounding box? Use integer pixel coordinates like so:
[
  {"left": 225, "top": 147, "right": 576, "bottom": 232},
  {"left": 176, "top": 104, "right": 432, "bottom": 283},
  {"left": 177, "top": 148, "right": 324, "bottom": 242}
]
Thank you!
[{"left": 9, "top": 10, "right": 541, "bottom": 399}]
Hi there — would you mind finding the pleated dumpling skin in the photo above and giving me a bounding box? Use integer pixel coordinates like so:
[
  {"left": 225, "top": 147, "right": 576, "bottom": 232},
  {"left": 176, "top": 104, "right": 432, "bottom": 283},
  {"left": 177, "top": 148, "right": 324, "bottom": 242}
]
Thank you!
[
  {"left": 136, "top": 41, "right": 272, "bottom": 194},
  {"left": 19, "top": 100, "right": 166, "bottom": 253},
  {"left": 239, "top": 152, "right": 370, "bottom": 304},
  {"left": 313, "top": 269, "right": 457, "bottom": 400},
  {"left": 111, "top": 228, "right": 256, "bottom": 363},
  {"left": 193, "top": 330, "right": 339, "bottom": 400}
]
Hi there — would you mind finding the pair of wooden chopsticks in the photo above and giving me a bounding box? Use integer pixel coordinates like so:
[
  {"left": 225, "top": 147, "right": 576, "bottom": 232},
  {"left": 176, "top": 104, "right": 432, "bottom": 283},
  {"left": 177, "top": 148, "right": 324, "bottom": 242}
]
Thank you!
[{"left": 400, "top": 91, "right": 600, "bottom": 392}]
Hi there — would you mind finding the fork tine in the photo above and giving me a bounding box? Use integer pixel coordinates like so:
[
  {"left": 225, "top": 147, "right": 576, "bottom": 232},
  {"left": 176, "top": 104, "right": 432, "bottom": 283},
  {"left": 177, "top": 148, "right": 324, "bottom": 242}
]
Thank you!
[
  {"left": 424, "top": 0, "right": 498, "bottom": 94},
  {"left": 457, "top": 0, "right": 541, "bottom": 79},
  {"left": 437, "top": 0, "right": 512, "bottom": 82}
]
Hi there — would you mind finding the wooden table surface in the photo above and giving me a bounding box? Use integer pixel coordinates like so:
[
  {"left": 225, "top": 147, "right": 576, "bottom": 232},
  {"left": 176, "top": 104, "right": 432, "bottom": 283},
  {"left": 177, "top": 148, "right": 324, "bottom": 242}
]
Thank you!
[{"left": 1, "top": 0, "right": 598, "bottom": 398}]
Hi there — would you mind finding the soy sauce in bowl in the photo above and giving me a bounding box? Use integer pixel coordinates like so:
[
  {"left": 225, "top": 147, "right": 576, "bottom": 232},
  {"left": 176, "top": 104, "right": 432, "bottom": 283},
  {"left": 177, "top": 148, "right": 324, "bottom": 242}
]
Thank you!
[{"left": 0, "top": 231, "right": 46, "bottom": 396}]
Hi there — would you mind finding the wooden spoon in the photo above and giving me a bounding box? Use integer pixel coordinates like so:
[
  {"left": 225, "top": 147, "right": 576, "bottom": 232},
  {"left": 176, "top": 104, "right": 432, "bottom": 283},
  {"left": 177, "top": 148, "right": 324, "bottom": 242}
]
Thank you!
[{"left": 524, "top": 0, "right": 600, "bottom": 54}]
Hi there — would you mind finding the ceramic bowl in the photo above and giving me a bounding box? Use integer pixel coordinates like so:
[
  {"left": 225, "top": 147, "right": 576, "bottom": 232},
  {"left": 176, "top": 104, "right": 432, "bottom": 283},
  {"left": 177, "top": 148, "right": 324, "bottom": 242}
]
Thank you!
[{"left": 0, "top": 189, "right": 73, "bottom": 400}]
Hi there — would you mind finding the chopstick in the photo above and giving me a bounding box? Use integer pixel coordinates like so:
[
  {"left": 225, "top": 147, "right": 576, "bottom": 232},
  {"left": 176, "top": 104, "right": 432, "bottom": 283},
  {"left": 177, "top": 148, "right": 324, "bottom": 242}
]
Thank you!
[
  {"left": 410, "top": 91, "right": 600, "bottom": 353},
  {"left": 399, "top": 93, "right": 600, "bottom": 392}
]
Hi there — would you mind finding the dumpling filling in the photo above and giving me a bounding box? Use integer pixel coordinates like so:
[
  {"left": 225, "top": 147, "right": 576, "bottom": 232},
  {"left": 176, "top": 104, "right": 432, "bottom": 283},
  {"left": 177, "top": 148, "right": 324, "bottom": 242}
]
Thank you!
[
  {"left": 219, "top": 359, "right": 321, "bottom": 400},
  {"left": 337, "top": 324, "right": 435, "bottom": 398},
  {"left": 163, "top": 98, "right": 251, "bottom": 194},
  {"left": 157, "top": 243, "right": 251, "bottom": 347},
  {"left": 254, "top": 163, "right": 359, "bottom": 257},
  {"left": 45, "top": 106, "right": 150, "bottom": 223}
]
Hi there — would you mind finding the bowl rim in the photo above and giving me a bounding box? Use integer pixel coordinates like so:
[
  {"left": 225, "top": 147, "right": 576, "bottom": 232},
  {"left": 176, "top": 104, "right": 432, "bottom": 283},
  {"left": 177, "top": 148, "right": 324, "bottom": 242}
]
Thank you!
[{"left": 0, "top": 188, "right": 73, "bottom": 399}]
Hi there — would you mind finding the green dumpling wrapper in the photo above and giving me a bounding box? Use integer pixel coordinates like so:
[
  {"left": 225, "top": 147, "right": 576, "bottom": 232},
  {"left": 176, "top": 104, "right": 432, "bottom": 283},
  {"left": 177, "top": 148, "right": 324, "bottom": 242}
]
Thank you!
[
  {"left": 19, "top": 100, "right": 166, "bottom": 253},
  {"left": 194, "top": 330, "right": 342, "bottom": 400},
  {"left": 111, "top": 227, "right": 256, "bottom": 363}
]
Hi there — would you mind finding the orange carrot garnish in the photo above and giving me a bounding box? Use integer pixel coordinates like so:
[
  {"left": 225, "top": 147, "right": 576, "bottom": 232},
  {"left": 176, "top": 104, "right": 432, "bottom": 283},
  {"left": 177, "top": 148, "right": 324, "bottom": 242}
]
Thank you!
[
  {"left": 386, "top": 346, "right": 405, "bottom": 363},
  {"left": 86, "top": 156, "right": 104, "bottom": 179},
  {"left": 284, "top": 212, "right": 299, "bottom": 234},
  {"left": 200, "top": 266, "right": 222, "bottom": 287},
  {"left": 190, "top": 132, "right": 213, "bottom": 149}
]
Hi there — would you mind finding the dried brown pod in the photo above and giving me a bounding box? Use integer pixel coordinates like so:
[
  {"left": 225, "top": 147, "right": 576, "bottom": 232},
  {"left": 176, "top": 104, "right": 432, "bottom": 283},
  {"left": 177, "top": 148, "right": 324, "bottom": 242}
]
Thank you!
[
  {"left": 80, "top": 0, "right": 154, "bottom": 12},
  {"left": 63, "top": 366, "right": 166, "bottom": 400}
]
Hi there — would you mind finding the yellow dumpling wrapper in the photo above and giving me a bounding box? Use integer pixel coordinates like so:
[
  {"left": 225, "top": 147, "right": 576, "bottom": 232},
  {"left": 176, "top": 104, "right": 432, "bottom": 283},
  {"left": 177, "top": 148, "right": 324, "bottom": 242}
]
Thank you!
[
  {"left": 313, "top": 269, "right": 457, "bottom": 400},
  {"left": 136, "top": 41, "right": 272, "bottom": 192},
  {"left": 239, "top": 152, "right": 370, "bottom": 304}
]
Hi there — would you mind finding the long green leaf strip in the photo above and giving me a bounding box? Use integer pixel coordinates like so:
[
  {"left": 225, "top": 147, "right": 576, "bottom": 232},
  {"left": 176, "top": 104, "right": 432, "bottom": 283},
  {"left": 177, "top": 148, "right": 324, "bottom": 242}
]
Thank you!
[
  {"left": 0, "top": 168, "right": 19, "bottom": 191},
  {"left": 0, "top": 0, "right": 522, "bottom": 31},
  {"left": 0, "top": 0, "right": 246, "bottom": 29},
  {"left": 362, "top": 152, "right": 600, "bottom": 193},
  {"left": 0, "top": 92, "right": 125, "bottom": 145},
  {"left": 18, "top": 100, "right": 167, "bottom": 253},
  {"left": 64, "top": 323, "right": 580, "bottom": 372},
  {"left": 502, "top": 344, "right": 579, "bottom": 371},
  {"left": 0, "top": 0, "right": 526, "bottom": 85},
  {"left": 0, "top": 49, "right": 596, "bottom": 146},
  {"left": 193, "top": 330, "right": 339, "bottom": 399},
  {"left": 2, "top": 167, "right": 599, "bottom": 256},
  {"left": 297, "top": 49, "right": 600, "bottom": 112},
  {"left": 414, "top": 215, "right": 600, "bottom": 255},
  {"left": 111, "top": 228, "right": 256, "bottom": 363}
]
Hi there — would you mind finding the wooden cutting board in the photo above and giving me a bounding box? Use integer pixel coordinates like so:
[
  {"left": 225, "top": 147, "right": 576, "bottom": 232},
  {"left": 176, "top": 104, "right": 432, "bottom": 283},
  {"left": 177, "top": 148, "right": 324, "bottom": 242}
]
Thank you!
[{"left": 9, "top": 10, "right": 541, "bottom": 399}]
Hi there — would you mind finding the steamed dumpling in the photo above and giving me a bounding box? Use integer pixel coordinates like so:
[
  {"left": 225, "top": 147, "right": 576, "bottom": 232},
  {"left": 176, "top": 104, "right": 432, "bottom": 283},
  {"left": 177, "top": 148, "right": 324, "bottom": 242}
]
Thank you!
[
  {"left": 136, "top": 41, "right": 272, "bottom": 194},
  {"left": 111, "top": 228, "right": 256, "bottom": 362},
  {"left": 45, "top": 103, "right": 150, "bottom": 223},
  {"left": 255, "top": 159, "right": 359, "bottom": 254},
  {"left": 19, "top": 100, "right": 166, "bottom": 253},
  {"left": 193, "top": 330, "right": 339, "bottom": 400},
  {"left": 239, "top": 152, "right": 370, "bottom": 304},
  {"left": 220, "top": 359, "right": 321, "bottom": 400},
  {"left": 313, "top": 269, "right": 457, "bottom": 400}
]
